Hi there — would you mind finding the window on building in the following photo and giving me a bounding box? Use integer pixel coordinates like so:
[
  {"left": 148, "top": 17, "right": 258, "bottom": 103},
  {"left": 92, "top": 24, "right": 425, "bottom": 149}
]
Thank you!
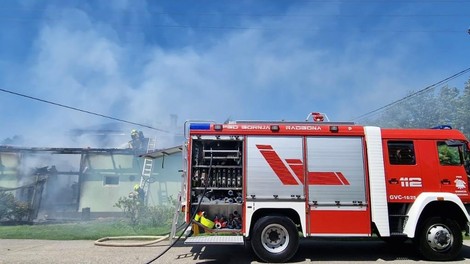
[
  {"left": 104, "top": 176, "right": 119, "bottom": 185},
  {"left": 437, "top": 141, "right": 462, "bottom": 166},
  {"left": 388, "top": 141, "right": 416, "bottom": 165}
]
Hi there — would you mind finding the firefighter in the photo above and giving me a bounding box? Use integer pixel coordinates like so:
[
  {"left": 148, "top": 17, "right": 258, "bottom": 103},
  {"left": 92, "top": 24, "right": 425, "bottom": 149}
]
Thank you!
[
  {"left": 133, "top": 184, "right": 145, "bottom": 203},
  {"left": 129, "top": 129, "right": 144, "bottom": 151},
  {"left": 131, "top": 129, "right": 138, "bottom": 138},
  {"left": 396, "top": 147, "right": 414, "bottom": 164}
]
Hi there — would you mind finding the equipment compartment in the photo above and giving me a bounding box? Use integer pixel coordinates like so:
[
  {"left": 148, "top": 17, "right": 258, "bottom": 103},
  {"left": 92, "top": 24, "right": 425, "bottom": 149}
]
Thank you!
[{"left": 189, "top": 137, "right": 244, "bottom": 232}]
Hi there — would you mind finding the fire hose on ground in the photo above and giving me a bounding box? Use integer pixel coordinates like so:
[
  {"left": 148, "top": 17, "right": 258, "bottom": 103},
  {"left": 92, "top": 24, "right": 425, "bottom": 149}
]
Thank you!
[
  {"left": 93, "top": 207, "right": 187, "bottom": 247},
  {"left": 94, "top": 235, "right": 169, "bottom": 247},
  {"left": 94, "top": 228, "right": 182, "bottom": 247},
  {"left": 94, "top": 153, "right": 215, "bottom": 264}
]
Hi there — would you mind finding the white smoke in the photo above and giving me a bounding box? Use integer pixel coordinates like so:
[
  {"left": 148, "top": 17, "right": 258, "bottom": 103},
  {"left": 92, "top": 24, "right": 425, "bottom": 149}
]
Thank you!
[{"left": 0, "top": 1, "right": 462, "bottom": 148}]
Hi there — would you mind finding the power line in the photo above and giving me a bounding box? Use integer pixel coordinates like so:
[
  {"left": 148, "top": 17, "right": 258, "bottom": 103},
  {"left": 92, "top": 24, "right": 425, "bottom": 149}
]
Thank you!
[
  {"left": 352, "top": 67, "right": 470, "bottom": 121},
  {"left": 2, "top": 9, "right": 469, "bottom": 18},
  {"left": 1, "top": 17, "right": 465, "bottom": 33},
  {"left": 0, "top": 88, "right": 169, "bottom": 133},
  {"left": 146, "top": 13, "right": 468, "bottom": 18}
]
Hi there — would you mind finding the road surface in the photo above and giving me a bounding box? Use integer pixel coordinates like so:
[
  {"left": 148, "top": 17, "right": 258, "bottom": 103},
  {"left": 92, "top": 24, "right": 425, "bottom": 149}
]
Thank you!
[{"left": 1, "top": 238, "right": 470, "bottom": 264}]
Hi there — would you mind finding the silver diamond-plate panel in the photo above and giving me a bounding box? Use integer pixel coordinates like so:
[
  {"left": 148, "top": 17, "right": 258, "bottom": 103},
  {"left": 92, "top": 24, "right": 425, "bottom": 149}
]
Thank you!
[{"left": 184, "top": 236, "right": 244, "bottom": 245}]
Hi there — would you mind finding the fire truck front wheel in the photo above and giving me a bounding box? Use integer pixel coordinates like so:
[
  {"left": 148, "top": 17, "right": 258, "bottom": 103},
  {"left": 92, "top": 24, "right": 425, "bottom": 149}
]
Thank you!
[
  {"left": 416, "top": 216, "right": 463, "bottom": 261},
  {"left": 251, "top": 216, "right": 299, "bottom": 263}
]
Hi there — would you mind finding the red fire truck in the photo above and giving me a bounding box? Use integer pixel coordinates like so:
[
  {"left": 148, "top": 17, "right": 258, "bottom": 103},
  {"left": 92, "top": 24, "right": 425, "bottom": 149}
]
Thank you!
[{"left": 182, "top": 113, "right": 470, "bottom": 262}]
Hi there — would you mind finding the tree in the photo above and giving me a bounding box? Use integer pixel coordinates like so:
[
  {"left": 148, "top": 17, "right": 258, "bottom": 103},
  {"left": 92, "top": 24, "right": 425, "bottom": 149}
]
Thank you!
[
  {"left": 436, "top": 85, "right": 460, "bottom": 127},
  {"left": 364, "top": 76, "right": 470, "bottom": 138},
  {"left": 457, "top": 79, "right": 470, "bottom": 137},
  {"left": 370, "top": 88, "right": 437, "bottom": 128}
]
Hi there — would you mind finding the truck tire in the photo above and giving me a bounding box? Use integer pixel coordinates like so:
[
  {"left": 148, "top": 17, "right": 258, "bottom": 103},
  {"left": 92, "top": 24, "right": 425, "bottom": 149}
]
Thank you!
[
  {"left": 251, "top": 216, "right": 299, "bottom": 263},
  {"left": 416, "top": 216, "right": 462, "bottom": 261}
]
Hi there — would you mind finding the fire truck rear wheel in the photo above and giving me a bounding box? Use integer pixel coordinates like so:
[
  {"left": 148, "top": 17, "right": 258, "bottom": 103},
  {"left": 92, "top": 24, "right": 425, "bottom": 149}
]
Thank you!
[
  {"left": 251, "top": 216, "right": 299, "bottom": 263},
  {"left": 416, "top": 216, "right": 462, "bottom": 261}
]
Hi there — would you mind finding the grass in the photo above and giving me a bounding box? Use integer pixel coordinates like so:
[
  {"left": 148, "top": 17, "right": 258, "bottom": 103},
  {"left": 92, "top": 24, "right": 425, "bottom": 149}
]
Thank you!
[{"left": 0, "top": 219, "right": 173, "bottom": 240}]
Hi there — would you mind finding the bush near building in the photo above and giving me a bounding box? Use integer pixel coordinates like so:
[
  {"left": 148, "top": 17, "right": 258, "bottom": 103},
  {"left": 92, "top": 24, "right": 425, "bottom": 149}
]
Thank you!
[
  {"left": 114, "top": 194, "right": 175, "bottom": 230},
  {"left": 0, "top": 192, "right": 31, "bottom": 222}
]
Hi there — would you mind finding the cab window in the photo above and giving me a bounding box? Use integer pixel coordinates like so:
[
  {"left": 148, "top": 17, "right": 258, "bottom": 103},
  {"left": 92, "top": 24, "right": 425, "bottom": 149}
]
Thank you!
[
  {"left": 388, "top": 141, "right": 416, "bottom": 165},
  {"left": 437, "top": 141, "right": 462, "bottom": 166}
]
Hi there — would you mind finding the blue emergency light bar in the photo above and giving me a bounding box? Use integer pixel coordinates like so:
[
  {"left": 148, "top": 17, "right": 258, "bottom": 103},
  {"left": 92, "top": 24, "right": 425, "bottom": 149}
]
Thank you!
[
  {"left": 189, "top": 123, "right": 211, "bottom": 130},
  {"left": 432, "top": 125, "right": 452, "bottom": 130}
]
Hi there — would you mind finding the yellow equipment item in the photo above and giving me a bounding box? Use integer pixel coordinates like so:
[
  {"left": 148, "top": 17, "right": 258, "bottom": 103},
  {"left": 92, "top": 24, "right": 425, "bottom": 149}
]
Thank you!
[{"left": 200, "top": 215, "right": 215, "bottom": 229}]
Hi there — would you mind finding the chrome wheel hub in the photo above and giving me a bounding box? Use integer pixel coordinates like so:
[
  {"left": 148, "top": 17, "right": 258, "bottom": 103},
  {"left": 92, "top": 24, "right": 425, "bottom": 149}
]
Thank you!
[
  {"left": 426, "top": 224, "right": 453, "bottom": 252},
  {"left": 261, "top": 224, "right": 289, "bottom": 253}
]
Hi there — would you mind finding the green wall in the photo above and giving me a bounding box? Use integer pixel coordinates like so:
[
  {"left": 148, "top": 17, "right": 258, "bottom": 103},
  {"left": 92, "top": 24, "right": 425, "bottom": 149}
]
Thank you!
[
  {"left": 79, "top": 152, "right": 182, "bottom": 212},
  {"left": 0, "top": 150, "right": 183, "bottom": 214},
  {"left": 147, "top": 153, "right": 182, "bottom": 205},
  {"left": 0, "top": 153, "right": 19, "bottom": 188}
]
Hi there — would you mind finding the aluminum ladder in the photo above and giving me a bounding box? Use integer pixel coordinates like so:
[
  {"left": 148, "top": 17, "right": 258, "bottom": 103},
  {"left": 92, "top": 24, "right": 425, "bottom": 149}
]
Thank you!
[
  {"left": 169, "top": 143, "right": 189, "bottom": 244},
  {"left": 139, "top": 137, "right": 157, "bottom": 204}
]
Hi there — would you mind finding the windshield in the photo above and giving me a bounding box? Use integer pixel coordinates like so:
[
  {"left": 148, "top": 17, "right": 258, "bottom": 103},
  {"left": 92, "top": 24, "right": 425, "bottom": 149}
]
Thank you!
[{"left": 464, "top": 142, "right": 470, "bottom": 175}]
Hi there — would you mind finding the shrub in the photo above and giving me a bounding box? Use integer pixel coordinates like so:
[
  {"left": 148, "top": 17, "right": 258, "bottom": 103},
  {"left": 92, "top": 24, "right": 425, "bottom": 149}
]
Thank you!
[
  {"left": 114, "top": 194, "right": 175, "bottom": 229},
  {"left": 0, "top": 192, "right": 31, "bottom": 221},
  {"left": 0, "top": 192, "right": 15, "bottom": 220}
]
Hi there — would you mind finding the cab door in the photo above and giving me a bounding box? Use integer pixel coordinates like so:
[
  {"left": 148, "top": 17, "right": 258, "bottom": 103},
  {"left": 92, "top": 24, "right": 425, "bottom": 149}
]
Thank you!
[
  {"left": 384, "top": 140, "right": 430, "bottom": 202},
  {"left": 436, "top": 140, "right": 470, "bottom": 199}
]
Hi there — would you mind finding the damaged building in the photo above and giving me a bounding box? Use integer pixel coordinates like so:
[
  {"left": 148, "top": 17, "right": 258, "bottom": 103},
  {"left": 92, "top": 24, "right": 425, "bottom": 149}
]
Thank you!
[{"left": 0, "top": 144, "right": 182, "bottom": 221}]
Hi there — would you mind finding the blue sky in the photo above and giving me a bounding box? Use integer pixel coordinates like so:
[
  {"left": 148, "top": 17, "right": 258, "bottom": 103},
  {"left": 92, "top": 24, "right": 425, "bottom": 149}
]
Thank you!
[{"left": 0, "top": 0, "right": 469, "bottom": 148}]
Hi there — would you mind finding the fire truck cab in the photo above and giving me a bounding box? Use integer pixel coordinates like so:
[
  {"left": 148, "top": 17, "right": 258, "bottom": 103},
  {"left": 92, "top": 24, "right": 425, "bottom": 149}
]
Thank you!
[{"left": 182, "top": 114, "right": 470, "bottom": 263}]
